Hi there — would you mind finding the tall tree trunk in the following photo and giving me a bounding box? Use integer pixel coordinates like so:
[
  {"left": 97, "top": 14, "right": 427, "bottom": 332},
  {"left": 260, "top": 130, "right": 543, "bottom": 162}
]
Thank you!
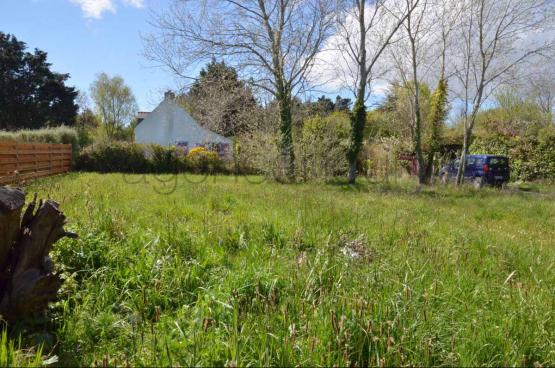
[
  {"left": 456, "top": 126, "right": 471, "bottom": 184},
  {"left": 277, "top": 83, "right": 295, "bottom": 181},
  {"left": 406, "top": 7, "right": 428, "bottom": 186},
  {"left": 347, "top": 0, "right": 368, "bottom": 184},
  {"left": 411, "top": 65, "right": 427, "bottom": 185},
  {"left": 348, "top": 96, "right": 366, "bottom": 184},
  {"left": 413, "top": 93, "right": 427, "bottom": 185},
  {"left": 456, "top": 98, "right": 481, "bottom": 185}
]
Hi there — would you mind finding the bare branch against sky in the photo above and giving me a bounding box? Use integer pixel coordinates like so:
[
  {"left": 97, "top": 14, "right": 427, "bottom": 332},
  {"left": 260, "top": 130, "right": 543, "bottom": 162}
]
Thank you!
[
  {"left": 143, "top": 0, "right": 338, "bottom": 98},
  {"left": 453, "top": 0, "right": 555, "bottom": 184}
]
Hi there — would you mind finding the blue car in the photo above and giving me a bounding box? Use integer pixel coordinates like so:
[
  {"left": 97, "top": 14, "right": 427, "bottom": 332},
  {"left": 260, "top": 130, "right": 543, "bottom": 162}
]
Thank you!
[{"left": 440, "top": 155, "right": 510, "bottom": 188}]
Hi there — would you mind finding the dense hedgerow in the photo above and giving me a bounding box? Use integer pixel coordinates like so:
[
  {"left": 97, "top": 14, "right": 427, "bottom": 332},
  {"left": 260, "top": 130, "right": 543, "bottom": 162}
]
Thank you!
[
  {"left": 75, "top": 142, "right": 228, "bottom": 174},
  {"left": 296, "top": 112, "right": 351, "bottom": 180},
  {"left": 471, "top": 126, "right": 555, "bottom": 181},
  {"left": 235, "top": 113, "right": 352, "bottom": 181},
  {"left": 148, "top": 144, "right": 187, "bottom": 173},
  {"left": 75, "top": 142, "right": 150, "bottom": 173}
]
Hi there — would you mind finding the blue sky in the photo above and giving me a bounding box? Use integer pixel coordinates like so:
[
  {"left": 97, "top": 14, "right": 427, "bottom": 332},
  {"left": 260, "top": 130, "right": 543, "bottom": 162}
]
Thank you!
[{"left": 0, "top": 0, "right": 176, "bottom": 111}]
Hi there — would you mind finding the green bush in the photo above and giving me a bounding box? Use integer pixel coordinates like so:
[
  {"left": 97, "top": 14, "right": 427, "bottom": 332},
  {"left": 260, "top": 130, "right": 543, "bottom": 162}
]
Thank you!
[
  {"left": 296, "top": 112, "right": 351, "bottom": 180},
  {"left": 235, "top": 113, "right": 351, "bottom": 181},
  {"left": 76, "top": 142, "right": 150, "bottom": 173},
  {"left": 146, "top": 144, "right": 187, "bottom": 173},
  {"left": 234, "top": 132, "right": 283, "bottom": 179},
  {"left": 186, "top": 146, "right": 224, "bottom": 174},
  {"left": 470, "top": 126, "right": 555, "bottom": 181},
  {"left": 533, "top": 127, "right": 555, "bottom": 180},
  {"left": 76, "top": 142, "right": 227, "bottom": 174}
]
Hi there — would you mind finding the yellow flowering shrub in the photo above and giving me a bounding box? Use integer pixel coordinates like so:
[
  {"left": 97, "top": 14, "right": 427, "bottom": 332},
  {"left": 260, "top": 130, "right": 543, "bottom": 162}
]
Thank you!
[
  {"left": 186, "top": 146, "right": 222, "bottom": 172},
  {"left": 187, "top": 147, "right": 214, "bottom": 158}
]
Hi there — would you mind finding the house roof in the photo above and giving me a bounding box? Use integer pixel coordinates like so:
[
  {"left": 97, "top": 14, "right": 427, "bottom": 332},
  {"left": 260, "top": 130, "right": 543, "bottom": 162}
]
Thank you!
[{"left": 134, "top": 96, "right": 232, "bottom": 146}]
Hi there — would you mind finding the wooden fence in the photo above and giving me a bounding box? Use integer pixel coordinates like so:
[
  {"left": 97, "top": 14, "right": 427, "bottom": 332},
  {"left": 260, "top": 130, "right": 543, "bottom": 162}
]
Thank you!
[{"left": 0, "top": 142, "right": 72, "bottom": 185}]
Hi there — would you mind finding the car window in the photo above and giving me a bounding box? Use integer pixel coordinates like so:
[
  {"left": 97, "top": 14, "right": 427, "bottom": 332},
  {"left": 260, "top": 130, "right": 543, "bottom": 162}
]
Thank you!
[
  {"left": 475, "top": 158, "right": 485, "bottom": 166},
  {"left": 489, "top": 157, "right": 508, "bottom": 166},
  {"left": 465, "top": 157, "right": 476, "bottom": 167}
]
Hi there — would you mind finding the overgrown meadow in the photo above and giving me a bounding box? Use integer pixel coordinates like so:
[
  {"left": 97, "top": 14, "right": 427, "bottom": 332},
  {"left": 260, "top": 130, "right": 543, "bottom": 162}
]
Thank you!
[{"left": 11, "top": 173, "right": 555, "bottom": 366}]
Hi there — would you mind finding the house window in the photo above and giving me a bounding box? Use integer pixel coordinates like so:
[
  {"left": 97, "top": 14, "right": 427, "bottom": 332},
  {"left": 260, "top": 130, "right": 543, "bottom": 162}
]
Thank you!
[
  {"left": 175, "top": 141, "right": 189, "bottom": 154},
  {"left": 219, "top": 143, "right": 230, "bottom": 157}
]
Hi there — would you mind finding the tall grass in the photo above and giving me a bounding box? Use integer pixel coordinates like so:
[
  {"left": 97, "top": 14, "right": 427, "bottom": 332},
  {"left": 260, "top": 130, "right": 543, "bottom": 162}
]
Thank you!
[
  {"left": 21, "top": 173, "right": 555, "bottom": 366},
  {"left": 0, "top": 126, "right": 79, "bottom": 152},
  {"left": 0, "top": 330, "right": 43, "bottom": 367}
]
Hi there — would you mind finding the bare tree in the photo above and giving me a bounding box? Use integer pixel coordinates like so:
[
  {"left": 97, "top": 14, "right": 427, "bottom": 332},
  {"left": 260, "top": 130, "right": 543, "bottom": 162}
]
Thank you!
[
  {"left": 331, "top": 0, "right": 420, "bottom": 183},
  {"left": 453, "top": 0, "right": 555, "bottom": 185},
  {"left": 388, "top": 0, "right": 461, "bottom": 184},
  {"left": 388, "top": 0, "right": 432, "bottom": 185},
  {"left": 528, "top": 72, "right": 555, "bottom": 120},
  {"left": 181, "top": 83, "right": 263, "bottom": 136},
  {"left": 144, "top": 0, "right": 338, "bottom": 180}
]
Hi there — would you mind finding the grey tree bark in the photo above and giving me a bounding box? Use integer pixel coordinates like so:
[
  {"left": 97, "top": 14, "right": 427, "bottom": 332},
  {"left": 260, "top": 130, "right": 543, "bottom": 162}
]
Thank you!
[{"left": 0, "top": 187, "right": 76, "bottom": 323}]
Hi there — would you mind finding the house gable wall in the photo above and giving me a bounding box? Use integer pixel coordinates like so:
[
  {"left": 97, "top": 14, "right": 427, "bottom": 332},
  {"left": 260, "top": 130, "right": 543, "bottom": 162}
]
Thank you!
[{"left": 135, "top": 100, "right": 231, "bottom": 147}]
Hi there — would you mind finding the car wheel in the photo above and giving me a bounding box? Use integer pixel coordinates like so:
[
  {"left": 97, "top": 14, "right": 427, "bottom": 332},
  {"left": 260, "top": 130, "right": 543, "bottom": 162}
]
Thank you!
[{"left": 473, "top": 177, "right": 484, "bottom": 190}]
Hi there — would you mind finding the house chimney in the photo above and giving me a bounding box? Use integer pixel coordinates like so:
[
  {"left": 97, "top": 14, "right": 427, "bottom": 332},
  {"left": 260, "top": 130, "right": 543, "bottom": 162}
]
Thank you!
[{"left": 164, "top": 90, "right": 176, "bottom": 101}]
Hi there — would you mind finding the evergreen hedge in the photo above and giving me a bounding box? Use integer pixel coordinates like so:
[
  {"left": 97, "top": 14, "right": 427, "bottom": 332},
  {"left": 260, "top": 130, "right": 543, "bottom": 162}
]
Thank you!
[
  {"left": 470, "top": 126, "right": 555, "bottom": 181},
  {"left": 75, "top": 142, "right": 228, "bottom": 174}
]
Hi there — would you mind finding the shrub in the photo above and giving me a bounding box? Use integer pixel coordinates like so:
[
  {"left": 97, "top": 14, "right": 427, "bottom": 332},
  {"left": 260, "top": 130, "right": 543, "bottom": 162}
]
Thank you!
[
  {"left": 363, "top": 137, "right": 412, "bottom": 180},
  {"left": 186, "top": 147, "right": 224, "bottom": 173},
  {"left": 75, "top": 142, "right": 149, "bottom": 173},
  {"left": 234, "top": 132, "right": 283, "bottom": 179},
  {"left": 534, "top": 128, "right": 555, "bottom": 179},
  {"left": 146, "top": 144, "right": 187, "bottom": 173},
  {"left": 235, "top": 113, "right": 352, "bottom": 181},
  {"left": 76, "top": 143, "right": 227, "bottom": 174},
  {"left": 470, "top": 126, "right": 555, "bottom": 181},
  {"left": 296, "top": 112, "right": 351, "bottom": 180}
]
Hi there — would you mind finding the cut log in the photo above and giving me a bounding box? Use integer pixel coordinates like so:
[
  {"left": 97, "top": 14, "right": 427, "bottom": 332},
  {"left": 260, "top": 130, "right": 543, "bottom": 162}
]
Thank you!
[
  {"left": 0, "top": 187, "right": 76, "bottom": 323},
  {"left": 0, "top": 187, "right": 25, "bottom": 269}
]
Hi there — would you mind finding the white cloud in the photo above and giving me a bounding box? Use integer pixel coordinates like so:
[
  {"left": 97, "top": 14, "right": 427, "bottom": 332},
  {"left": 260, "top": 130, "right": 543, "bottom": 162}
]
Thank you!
[
  {"left": 70, "top": 0, "right": 115, "bottom": 19},
  {"left": 70, "top": 0, "right": 145, "bottom": 19},
  {"left": 309, "top": 4, "right": 396, "bottom": 99},
  {"left": 122, "top": 0, "right": 145, "bottom": 8}
]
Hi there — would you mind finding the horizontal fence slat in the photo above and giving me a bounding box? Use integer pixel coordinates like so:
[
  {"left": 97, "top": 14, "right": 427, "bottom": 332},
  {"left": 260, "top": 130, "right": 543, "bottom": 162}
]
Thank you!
[
  {"left": 19, "top": 168, "right": 69, "bottom": 180},
  {"left": 0, "top": 150, "right": 71, "bottom": 155},
  {"left": 7, "top": 143, "right": 63, "bottom": 150},
  {"left": 0, "top": 164, "right": 70, "bottom": 174},
  {"left": 0, "top": 159, "right": 18, "bottom": 165},
  {"left": 0, "top": 142, "right": 72, "bottom": 150},
  {"left": 0, "top": 177, "right": 16, "bottom": 185},
  {"left": 6, "top": 157, "right": 51, "bottom": 164}
]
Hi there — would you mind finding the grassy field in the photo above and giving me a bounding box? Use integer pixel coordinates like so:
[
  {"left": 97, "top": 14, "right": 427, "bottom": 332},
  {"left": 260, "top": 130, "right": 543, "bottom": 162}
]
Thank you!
[{"left": 12, "top": 173, "right": 555, "bottom": 366}]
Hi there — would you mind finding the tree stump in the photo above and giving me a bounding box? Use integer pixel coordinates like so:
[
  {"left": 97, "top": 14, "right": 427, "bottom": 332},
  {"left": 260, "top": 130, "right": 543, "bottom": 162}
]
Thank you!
[{"left": 0, "top": 187, "right": 76, "bottom": 323}]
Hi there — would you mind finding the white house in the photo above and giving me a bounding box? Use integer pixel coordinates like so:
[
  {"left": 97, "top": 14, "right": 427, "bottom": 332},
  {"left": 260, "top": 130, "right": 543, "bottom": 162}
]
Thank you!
[{"left": 134, "top": 91, "right": 232, "bottom": 155}]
